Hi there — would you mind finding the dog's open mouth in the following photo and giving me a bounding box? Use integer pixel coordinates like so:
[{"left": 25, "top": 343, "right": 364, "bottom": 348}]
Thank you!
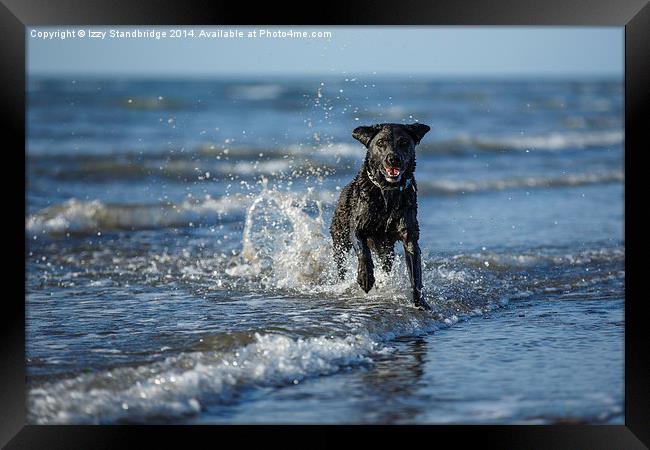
[{"left": 384, "top": 166, "right": 401, "bottom": 182}]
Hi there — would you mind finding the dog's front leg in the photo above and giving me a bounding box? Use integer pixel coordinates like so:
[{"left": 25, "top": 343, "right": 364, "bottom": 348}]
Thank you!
[
  {"left": 351, "top": 230, "right": 375, "bottom": 293},
  {"left": 402, "top": 237, "right": 431, "bottom": 311}
]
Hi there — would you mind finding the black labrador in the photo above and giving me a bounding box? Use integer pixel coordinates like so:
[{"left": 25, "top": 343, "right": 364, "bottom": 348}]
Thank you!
[{"left": 330, "top": 122, "right": 432, "bottom": 310}]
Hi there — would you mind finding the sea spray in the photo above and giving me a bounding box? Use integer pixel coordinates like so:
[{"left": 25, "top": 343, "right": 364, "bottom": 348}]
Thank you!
[{"left": 233, "top": 184, "right": 338, "bottom": 288}]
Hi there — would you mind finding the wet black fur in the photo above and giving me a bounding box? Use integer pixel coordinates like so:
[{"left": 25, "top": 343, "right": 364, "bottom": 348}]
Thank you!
[{"left": 330, "top": 123, "right": 432, "bottom": 310}]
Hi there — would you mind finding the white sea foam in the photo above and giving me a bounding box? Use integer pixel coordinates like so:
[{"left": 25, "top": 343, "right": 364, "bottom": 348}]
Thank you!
[
  {"left": 30, "top": 245, "right": 472, "bottom": 424},
  {"left": 417, "top": 130, "right": 623, "bottom": 153},
  {"left": 28, "top": 332, "right": 377, "bottom": 423},
  {"left": 25, "top": 184, "right": 345, "bottom": 236},
  {"left": 28, "top": 313, "right": 449, "bottom": 424},
  {"left": 457, "top": 246, "right": 624, "bottom": 270},
  {"left": 466, "top": 130, "right": 623, "bottom": 151},
  {"left": 418, "top": 170, "right": 624, "bottom": 195},
  {"left": 26, "top": 195, "right": 248, "bottom": 234}
]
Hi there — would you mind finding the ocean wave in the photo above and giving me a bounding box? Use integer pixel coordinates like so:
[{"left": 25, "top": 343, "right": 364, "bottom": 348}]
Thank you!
[
  {"left": 418, "top": 170, "right": 624, "bottom": 195},
  {"left": 25, "top": 196, "right": 247, "bottom": 235},
  {"left": 28, "top": 187, "right": 623, "bottom": 303},
  {"left": 28, "top": 129, "right": 622, "bottom": 165},
  {"left": 27, "top": 327, "right": 410, "bottom": 424},
  {"left": 118, "top": 96, "right": 182, "bottom": 110},
  {"left": 197, "top": 142, "right": 362, "bottom": 164},
  {"left": 455, "top": 246, "right": 624, "bottom": 270},
  {"left": 27, "top": 129, "right": 622, "bottom": 183},
  {"left": 29, "top": 288, "right": 496, "bottom": 424},
  {"left": 29, "top": 154, "right": 339, "bottom": 181},
  {"left": 25, "top": 165, "right": 623, "bottom": 237},
  {"left": 226, "top": 84, "right": 285, "bottom": 101},
  {"left": 195, "top": 130, "right": 623, "bottom": 159},
  {"left": 419, "top": 130, "right": 623, "bottom": 153},
  {"left": 26, "top": 189, "right": 339, "bottom": 235}
]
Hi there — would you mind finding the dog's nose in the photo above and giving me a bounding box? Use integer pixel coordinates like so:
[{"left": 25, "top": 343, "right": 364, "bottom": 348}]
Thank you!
[{"left": 386, "top": 154, "right": 401, "bottom": 167}]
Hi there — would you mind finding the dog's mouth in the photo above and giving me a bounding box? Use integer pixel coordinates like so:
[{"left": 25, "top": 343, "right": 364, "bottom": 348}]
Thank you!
[{"left": 384, "top": 166, "right": 402, "bottom": 182}]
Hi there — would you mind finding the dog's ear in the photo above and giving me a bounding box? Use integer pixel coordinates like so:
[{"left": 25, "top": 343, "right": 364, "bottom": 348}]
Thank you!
[
  {"left": 352, "top": 125, "right": 382, "bottom": 148},
  {"left": 403, "top": 123, "right": 431, "bottom": 145}
]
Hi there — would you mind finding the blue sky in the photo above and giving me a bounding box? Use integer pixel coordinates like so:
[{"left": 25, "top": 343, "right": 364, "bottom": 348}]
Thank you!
[{"left": 28, "top": 26, "right": 623, "bottom": 78}]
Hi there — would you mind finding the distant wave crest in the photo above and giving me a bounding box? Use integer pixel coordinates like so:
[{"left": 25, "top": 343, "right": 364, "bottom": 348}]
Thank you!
[
  {"left": 419, "top": 130, "right": 623, "bottom": 153},
  {"left": 418, "top": 170, "right": 624, "bottom": 195},
  {"left": 26, "top": 168, "right": 623, "bottom": 235}
]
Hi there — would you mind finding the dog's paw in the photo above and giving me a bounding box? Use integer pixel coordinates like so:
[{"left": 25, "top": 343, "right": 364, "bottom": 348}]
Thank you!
[
  {"left": 413, "top": 293, "right": 432, "bottom": 311},
  {"left": 357, "top": 265, "right": 375, "bottom": 293}
]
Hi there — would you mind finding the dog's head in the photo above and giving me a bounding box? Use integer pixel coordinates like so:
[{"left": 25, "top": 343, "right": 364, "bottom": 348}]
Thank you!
[{"left": 353, "top": 122, "right": 430, "bottom": 185}]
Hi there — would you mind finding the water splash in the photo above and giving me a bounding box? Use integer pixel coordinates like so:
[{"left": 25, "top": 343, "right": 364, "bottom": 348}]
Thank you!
[{"left": 231, "top": 184, "right": 339, "bottom": 290}]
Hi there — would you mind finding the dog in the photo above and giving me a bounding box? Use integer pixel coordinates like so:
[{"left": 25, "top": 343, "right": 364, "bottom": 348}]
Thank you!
[{"left": 330, "top": 122, "right": 432, "bottom": 310}]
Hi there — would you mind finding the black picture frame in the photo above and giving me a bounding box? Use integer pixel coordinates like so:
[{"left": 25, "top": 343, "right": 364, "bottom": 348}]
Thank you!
[{"left": 3, "top": 0, "right": 648, "bottom": 448}]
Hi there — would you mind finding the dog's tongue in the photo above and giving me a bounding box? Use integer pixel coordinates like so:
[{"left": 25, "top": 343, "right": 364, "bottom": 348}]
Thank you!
[{"left": 385, "top": 167, "right": 400, "bottom": 177}]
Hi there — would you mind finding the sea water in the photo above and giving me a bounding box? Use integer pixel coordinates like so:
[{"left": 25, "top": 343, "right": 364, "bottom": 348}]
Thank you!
[{"left": 26, "top": 77, "right": 624, "bottom": 424}]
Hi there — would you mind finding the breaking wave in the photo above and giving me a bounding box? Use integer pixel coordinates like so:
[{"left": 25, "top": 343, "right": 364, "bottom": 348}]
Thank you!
[
  {"left": 25, "top": 195, "right": 248, "bottom": 235},
  {"left": 29, "top": 311, "right": 461, "bottom": 424}
]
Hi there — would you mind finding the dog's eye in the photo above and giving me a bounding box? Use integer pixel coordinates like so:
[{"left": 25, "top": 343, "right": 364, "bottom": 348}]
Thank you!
[
  {"left": 376, "top": 139, "right": 387, "bottom": 147},
  {"left": 397, "top": 138, "right": 409, "bottom": 147}
]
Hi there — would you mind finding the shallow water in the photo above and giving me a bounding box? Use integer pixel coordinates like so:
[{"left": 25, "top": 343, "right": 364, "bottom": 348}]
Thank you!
[
  {"left": 189, "top": 297, "right": 623, "bottom": 425},
  {"left": 26, "top": 77, "right": 624, "bottom": 424}
]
